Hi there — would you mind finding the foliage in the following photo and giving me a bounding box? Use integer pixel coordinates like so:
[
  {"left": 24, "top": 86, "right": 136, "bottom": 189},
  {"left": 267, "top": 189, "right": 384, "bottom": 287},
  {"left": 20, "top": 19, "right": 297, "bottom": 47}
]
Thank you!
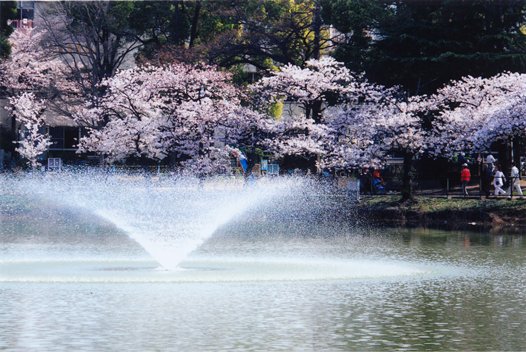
[
  {"left": 0, "top": 1, "right": 17, "bottom": 59},
  {"left": 7, "top": 93, "right": 51, "bottom": 169},
  {"left": 206, "top": 0, "right": 330, "bottom": 68},
  {"left": 320, "top": 0, "right": 385, "bottom": 71},
  {"left": 134, "top": 0, "right": 333, "bottom": 71},
  {"left": 38, "top": 1, "right": 144, "bottom": 102},
  {"left": 426, "top": 72, "right": 526, "bottom": 158},
  {"left": 377, "top": 0, "right": 526, "bottom": 95},
  {"left": 0, "top": 28, "right": 74, "bottom": 96},
  {"left": 77, "top": 63, "right": 266, "bottom": 174},
  {"left": 268, "top": 101, "right": 284, "bottom": 119}
]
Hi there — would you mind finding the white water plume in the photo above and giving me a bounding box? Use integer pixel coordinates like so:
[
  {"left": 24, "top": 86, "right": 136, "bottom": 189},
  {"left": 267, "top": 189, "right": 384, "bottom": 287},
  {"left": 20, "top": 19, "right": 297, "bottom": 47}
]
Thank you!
[{"left": 4, "top": 172, "right": 305, "bottom": 270}]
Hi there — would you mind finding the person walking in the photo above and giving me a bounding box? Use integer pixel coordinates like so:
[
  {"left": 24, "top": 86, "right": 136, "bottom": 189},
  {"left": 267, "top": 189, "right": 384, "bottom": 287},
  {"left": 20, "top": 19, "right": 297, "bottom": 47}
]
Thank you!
[
  {"left": 372, "top": 169, "right": 386, "bottom": 194},
  {"left": 509, "top": 164, "right": 524, "bottom": 199},
  {"left": 493, "top": 165, "right": 507, "bottom": 196},
  {"left": 481, "top": 164, "right": 492, "bottom": 198},
  {"left": 486, "top": 154, "right": 496, "bottom": 171},
  {"left": 238, "top": 151, "right": 248, "bottom": 175},
  {"left": 460, "top": 163, "right": 471, "bottom": 196}
]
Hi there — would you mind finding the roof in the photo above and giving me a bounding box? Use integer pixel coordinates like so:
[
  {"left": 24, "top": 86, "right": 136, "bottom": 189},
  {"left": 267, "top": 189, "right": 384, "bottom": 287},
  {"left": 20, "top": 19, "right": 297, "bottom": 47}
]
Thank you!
[
  {"left": 0, "top": 99, "right": 78, "bottom": 128},
  {"left": 41, "top": 109, "right": 78, "bottom": 127}
]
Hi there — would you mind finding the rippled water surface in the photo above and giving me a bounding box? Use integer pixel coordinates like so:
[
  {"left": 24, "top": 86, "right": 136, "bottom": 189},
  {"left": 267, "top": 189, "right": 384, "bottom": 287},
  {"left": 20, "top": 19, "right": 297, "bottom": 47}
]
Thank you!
[{"left": 2, "top": 175, "right": 526, "bottom": 351}]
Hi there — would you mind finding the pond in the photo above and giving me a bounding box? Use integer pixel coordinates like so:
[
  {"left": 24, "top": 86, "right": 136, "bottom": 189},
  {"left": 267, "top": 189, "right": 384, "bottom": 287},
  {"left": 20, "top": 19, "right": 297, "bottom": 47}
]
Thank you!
[{"left": 1, "top": 173, "right": 526, "bottom": 351}]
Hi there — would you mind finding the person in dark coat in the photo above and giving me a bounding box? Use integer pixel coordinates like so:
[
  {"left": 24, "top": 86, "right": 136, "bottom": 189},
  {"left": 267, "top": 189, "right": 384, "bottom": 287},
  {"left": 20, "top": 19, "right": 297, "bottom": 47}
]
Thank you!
[{"left": 481, "top": 164, "right": 492, "bottom": 198}]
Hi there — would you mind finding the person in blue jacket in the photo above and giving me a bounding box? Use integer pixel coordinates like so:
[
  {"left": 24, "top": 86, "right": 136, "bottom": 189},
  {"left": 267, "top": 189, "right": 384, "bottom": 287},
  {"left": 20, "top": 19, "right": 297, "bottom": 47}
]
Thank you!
[{"left": 238, "top": 151, "right": 248, "bottom": 175}]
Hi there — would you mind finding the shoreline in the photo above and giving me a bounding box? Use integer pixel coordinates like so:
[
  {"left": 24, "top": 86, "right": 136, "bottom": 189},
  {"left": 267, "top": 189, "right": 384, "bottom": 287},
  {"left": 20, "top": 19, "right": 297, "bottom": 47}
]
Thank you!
[{"left": 355, "top": 196, "right": 526, "bottom": 233}]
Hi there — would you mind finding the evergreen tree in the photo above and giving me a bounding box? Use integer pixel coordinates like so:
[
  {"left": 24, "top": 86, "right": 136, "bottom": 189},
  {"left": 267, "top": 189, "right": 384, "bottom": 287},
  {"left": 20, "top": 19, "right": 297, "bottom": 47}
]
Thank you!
[
  {"left": 325, "top": 0, "right": 526, "bottom": 95},
  {"left": 0, "top": 1, "right": 17, "bottom": 59},
  {"left": 378, "top": 0, "right": 526, "bottom": 94},
  {"left": 320, "top": 0, "right": 385, "bottom": 72}
]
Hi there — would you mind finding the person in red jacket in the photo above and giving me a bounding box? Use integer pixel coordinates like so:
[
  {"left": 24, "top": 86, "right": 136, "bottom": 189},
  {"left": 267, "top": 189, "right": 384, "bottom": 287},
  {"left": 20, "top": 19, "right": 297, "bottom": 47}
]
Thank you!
[{"left": 460, "top": 163, "right": 471, "bottom": 196}]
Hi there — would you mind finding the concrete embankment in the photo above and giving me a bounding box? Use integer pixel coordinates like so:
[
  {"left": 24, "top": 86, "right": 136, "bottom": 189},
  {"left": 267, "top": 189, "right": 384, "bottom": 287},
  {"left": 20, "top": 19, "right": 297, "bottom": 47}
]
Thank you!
[{"left": 355, "top": 196, "right": 526, "bottom": 232}]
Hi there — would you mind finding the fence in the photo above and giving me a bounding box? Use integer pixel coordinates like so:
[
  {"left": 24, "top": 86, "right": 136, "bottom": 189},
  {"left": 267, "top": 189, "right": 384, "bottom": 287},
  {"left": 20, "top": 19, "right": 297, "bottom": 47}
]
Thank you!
[{"left": 359, "top": 175, "right": 525, "bottom": 198}]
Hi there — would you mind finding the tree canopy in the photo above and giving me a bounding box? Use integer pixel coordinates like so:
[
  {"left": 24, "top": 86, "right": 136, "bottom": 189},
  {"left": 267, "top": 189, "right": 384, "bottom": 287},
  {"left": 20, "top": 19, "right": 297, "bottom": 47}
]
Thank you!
[
  {"left": 0, "top": 2, "right": 17, "bottom": 59},
  {"left": 325, "top": 0, "right": 526, "bottom": 95}
]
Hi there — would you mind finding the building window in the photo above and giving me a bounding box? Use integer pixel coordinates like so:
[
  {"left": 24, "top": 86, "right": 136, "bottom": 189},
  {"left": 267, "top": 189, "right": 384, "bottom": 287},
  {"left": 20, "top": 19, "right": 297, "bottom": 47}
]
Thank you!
[
  {"left": 17, "top": 1, "right": 35, "bottom": 20},
  {"left": 64, "top": 127, "right": 78, "bottom": 149},
  {"left": 49, "top": 127, "right": 79, "bottom": 150},
  {"left": 49, "top": 127, "right": 64, "bottom": 149}
]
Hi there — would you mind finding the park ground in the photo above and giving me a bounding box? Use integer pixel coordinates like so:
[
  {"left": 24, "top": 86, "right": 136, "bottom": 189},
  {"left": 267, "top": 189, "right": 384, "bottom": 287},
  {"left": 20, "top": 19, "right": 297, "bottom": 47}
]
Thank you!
[{"left": 355, "top": 195, "right": 526, "bottom": 233}]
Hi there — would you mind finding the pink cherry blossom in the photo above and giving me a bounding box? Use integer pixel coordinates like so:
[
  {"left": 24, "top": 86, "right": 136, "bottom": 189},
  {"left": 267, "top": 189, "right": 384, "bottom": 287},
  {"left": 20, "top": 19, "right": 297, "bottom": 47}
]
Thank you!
[{"left": 7, "top": 92, "right": 52, "bottom": 168}]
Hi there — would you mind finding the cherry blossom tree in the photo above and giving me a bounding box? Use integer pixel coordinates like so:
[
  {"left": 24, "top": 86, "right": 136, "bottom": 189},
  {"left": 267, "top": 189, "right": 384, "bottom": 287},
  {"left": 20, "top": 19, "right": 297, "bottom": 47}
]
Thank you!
[
  {"left": 424, "top": 72, "right": 526, "bottom": 182},
  {"left": 251, "top": 57, "right": 363, "bottom": 122},
  {"left": 472, "top": 102, "right": 526, "bottom": 153},
  {"left": 252, "top": 57, "right": 412, "bottom": 177},
  {"left": 7, "top": 93, "right": 51, "bottom": 169},
  {"left": 321, "top": 90, "right": 428, "bottom": 201},
  {"left": 370, "top": 97, "right": 429, "bottom": 201},
  {"left": 322, "top": 72, "right": 526, "bottom": 201},
  {"left": 259, "top": 117, "right": 329, "bottom": 160},
  {"left": 321, "top": 104, "right": 385, "bottom": 170},
  {"left": 426, "top": 72, "right": 526, "bottom": 159},
  {"left": 249, "top": 57, "right": 374, "bottom": 170},
  {"left": 77, "top": 63, "right": 265, "bottom": 174},
  {"left": 0, "top": 27, "right": 81, "bottom": 167},
  {"left": 0, "top": 28, "right": 76, "bottom": 97}
]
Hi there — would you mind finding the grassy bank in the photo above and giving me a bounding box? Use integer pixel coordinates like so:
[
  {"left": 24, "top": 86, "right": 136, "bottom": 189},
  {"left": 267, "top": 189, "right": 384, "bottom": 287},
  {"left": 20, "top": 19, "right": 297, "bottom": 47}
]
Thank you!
[{"left": 356, "top": 196, "right": 526, "bottom": 231}]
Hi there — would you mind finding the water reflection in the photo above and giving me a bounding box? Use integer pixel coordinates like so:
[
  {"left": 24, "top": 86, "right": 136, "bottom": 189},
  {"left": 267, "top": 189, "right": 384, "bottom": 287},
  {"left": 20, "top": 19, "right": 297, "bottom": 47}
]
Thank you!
[{"left": 3, "top": 189, "right": 526, "bottom": 350}]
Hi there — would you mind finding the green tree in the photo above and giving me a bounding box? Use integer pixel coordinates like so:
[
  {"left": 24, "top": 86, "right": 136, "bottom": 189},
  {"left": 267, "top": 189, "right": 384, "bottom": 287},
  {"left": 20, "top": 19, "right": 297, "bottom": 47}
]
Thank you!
[
  {"left": 320, "top": 0, "right": 385, "bottom": 72},
  {"left": 131, "top": 1, "right": 231, "bottom": 65},
  {"left": 133, "top": 1, "right": 332, "bottom": 70},
  {"left": 0, "top": 1, "right": 17, "bottom": 58},
  {"left": 378, "top": 0, "right": 526, "bottom": 95},
  {"left": 207, "top": 0, "right": 332, "bottom": 68},
  {"left": 325, "top": 0, "right": 526, "bottom": 95}
]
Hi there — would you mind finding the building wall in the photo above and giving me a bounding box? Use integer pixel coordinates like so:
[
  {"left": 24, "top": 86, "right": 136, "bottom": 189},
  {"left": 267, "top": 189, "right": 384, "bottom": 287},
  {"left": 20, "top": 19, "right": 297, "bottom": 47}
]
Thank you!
[{"left": 0, "top": 99, "right": 13, "bottom": 132}]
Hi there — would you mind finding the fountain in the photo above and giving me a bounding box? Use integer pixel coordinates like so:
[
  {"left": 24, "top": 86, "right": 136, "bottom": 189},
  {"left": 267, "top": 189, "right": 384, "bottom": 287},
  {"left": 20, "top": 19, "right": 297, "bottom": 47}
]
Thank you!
[
  {"left": 4, "top": 171, "right": 525, "bottom": 351},
  {"left": 0, "top": 171, "right": 433, "bottom": 281}
]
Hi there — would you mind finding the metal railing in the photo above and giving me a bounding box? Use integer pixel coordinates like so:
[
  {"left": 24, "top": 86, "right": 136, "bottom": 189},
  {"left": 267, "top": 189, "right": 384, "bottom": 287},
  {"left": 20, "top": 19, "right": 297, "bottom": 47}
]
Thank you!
[{"left": 356, "top": 175, "right": 525, "bottom": 199}]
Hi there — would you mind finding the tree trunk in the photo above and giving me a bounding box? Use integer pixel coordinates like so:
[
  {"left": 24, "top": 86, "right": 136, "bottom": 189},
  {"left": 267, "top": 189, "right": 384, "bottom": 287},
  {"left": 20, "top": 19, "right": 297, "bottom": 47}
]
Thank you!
[
  {"left": 311, "top": 100, "right": 322, "bottom": 123},
  {"left": 401, "top": 152, "right": 414, "bottom": 202},
  {"left": 513, "top": 138, "right": 521, "bottom": 168},
  {"left": 189, "top": 1, "right": 201, "bottom": 48},
  {"left": 312, "top": 1, "right": 322, "bottom": 60},
  {"left": 10, "top": 115, "right": 16, "bottom": 152}
]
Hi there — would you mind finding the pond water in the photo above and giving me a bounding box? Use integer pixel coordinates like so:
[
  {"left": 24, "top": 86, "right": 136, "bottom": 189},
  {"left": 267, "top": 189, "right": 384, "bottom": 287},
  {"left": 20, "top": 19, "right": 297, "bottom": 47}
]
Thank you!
[{"left": 1, "top": 174, "right": 526, "bottom": 351}]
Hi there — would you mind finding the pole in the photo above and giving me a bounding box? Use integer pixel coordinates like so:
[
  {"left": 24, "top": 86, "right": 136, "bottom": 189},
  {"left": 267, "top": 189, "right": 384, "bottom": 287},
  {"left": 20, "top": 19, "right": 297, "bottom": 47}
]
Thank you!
[
  {"left": 312, "top": 0, "right": 322, "bottom": 60},
  {"left": 478, "top": 155, "right": 482, "bottom": 199},
  {"left": 511, "top": 137, "right": 514, "bottom": 167},
  {"left": 510, "top": 137, "right": 514, "bottom": 200},
  {"left": 510, "top": 173, "right": 514, "bottom": 200}
]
